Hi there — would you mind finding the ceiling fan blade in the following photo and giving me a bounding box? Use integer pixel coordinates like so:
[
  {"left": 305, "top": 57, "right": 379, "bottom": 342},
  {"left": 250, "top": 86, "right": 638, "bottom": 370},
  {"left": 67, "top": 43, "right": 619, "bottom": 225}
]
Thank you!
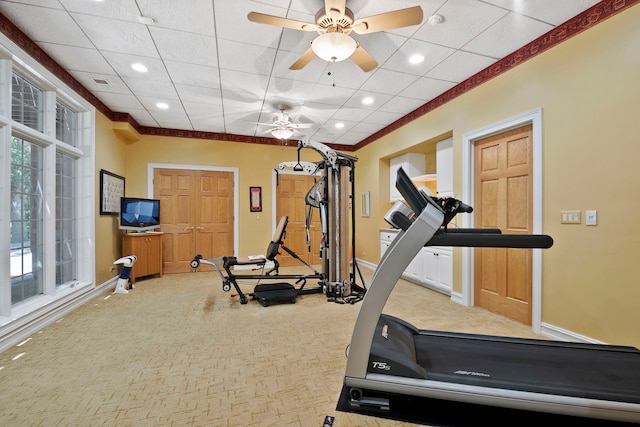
[
  {"left": 289, "top": 48, "right": 317, "bottom": 70},
  {"left": 350, "top": 44, "right": 378, "bottom": 72},
  {"left": 247, "top": 12, "right": 318, "bottom": 31},
  {"left": 325, "top": 0, "right": 347, "bottom": 18},
  {"left": 352, "top": 6, "right": 424, "bottom": 34}
]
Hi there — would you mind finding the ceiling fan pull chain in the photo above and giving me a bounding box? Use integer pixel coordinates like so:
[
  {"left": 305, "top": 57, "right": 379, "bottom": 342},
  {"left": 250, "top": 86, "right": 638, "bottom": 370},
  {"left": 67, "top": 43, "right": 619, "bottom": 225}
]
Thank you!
[{"left": 327, "top": 62, "right": 336, "bottom": 87}]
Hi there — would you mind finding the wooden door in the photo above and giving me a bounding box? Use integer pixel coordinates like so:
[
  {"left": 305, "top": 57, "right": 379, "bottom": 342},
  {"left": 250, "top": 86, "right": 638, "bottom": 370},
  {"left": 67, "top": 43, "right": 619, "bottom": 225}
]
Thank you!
[
  {"left": 474, "top": 125, "right": 533, "bottom": 325},
  {"left": 154, "top": 168, "right": 234, "bottom": 274},
  {"left": 276, "top": 174, "right": 322, "bottom": 267}
]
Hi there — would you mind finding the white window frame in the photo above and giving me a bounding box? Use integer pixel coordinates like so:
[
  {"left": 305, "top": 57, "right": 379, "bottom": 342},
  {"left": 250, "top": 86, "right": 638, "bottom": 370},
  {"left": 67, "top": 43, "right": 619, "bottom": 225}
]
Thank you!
[{"left": 0, "top": 34, "right": 95, "bottom": 344}]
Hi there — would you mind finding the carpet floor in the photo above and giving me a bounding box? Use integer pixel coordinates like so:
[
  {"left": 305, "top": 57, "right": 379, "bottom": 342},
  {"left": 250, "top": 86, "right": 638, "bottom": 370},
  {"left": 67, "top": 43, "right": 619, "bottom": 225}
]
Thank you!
[{"left": 0, "top": 264, "right": 565, "bottom": 426}]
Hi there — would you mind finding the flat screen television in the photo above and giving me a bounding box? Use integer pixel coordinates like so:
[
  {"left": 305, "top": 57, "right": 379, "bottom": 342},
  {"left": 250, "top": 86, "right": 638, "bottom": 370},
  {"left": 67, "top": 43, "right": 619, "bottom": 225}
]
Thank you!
[{"left": 119, "top": 197, "right": 161, "bottom": 232}]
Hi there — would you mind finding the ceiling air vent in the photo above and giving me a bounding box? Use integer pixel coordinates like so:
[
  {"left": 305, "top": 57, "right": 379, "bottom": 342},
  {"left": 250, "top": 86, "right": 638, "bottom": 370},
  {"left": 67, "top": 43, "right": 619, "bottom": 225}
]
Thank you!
[{"left": 92, "top": 78, "right": 110, "bottom": 87}]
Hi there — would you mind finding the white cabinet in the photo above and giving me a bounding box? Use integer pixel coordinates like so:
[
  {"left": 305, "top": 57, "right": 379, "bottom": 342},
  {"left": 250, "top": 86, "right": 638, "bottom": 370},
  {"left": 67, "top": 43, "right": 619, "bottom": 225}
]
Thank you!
[
  {"left": 379, "top": 230, "right": 453, "bottom": 295},
  {"left": 421, "top": 246, "right": 452, "bottom": 294},
  {"left": 390, "top": 153, "right": 425, "bottom": 201},
  {"left": 380, "top": 230, "right": 397, "bottom": 258},
  {"left": 436, "top": 138, "right": 453, "bottom": 197}
]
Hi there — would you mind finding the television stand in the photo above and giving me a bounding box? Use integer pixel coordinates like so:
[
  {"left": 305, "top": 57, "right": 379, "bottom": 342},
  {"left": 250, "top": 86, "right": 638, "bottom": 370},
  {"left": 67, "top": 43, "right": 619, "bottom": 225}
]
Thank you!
[{"left": 122, "top": 232, "right": 163, "bottom": 283}]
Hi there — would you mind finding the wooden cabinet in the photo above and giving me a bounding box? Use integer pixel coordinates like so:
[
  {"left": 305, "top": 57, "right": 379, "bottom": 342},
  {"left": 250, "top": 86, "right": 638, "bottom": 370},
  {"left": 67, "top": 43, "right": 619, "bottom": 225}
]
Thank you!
[
  {"left": 122, "top": 232, "right": 163, "bottom": 283},
  {"left": 390, "top": 153, "right": 425, "bottom": 201}
]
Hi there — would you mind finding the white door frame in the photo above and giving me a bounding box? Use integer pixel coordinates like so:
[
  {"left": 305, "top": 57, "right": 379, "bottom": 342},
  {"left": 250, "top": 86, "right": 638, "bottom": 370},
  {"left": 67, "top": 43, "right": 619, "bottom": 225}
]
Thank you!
[
  {"left": 461, "top": 108, "right": 543, "bottom": 333},
  {"left": 147, "top": 163, "right": 240, "bottom": 256}
]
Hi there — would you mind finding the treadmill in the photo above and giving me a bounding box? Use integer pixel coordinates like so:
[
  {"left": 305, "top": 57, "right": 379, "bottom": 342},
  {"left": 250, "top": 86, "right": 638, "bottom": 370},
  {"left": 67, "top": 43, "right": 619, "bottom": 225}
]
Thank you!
[{"left": 342, "top": 167, "right": 640, "bottom": 424}]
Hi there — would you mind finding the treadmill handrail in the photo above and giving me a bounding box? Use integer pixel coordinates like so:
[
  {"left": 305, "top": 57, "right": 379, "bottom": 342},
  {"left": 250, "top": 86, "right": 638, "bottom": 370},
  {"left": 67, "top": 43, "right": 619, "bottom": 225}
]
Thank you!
[{"left": 345, "top": 201, "right": 444, "bottom": 379}]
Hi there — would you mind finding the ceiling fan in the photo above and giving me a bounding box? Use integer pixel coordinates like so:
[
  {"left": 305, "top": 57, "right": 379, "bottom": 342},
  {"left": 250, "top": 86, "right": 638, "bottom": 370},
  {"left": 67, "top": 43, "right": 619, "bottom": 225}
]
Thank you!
[
  {"left": 256, "top": 106, "right": 315, "bottom": 140},
  {"left": 248, "top": 0, "right": 424, "bottom": 72}
]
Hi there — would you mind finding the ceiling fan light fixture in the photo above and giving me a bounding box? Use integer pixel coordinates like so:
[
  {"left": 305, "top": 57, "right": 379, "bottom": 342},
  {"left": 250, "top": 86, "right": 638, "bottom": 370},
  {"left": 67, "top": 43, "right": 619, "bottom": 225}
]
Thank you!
[
  {"left": 311, "top": 32, "right": 357, "bottom": 62},
  {"left": 271, "top": 128, "right": 294, "bottom": 139}
]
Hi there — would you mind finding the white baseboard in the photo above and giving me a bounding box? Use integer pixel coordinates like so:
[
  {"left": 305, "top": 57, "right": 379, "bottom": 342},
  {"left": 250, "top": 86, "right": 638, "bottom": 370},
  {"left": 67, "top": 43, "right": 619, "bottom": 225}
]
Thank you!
[
  {"left": 354, "top": 258, "right": 376, "bottom": 271},
  {"left": 0, "top": 276, "right": 118, "bottom": 353},
  {"left": 540, "top": 322, "right": 604, "bottom": 344}
]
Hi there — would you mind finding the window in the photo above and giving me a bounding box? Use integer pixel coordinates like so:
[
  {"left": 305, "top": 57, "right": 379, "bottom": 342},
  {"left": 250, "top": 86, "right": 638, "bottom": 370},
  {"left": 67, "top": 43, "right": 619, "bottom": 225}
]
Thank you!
[
  {"left": 56, "top": 152, "right": 76, "bottom": 286},
  {"left": 56, "top": 101, "right": 77, "bottom": 146},
  {"left": 0, "top": 45, "right": 94, "bottom": 334},
  {"left": 10, "top": 137, "right": 45, "bottom": 304},
  {"left": 11, "top": 73, "right": 44, "bottom": 132}
]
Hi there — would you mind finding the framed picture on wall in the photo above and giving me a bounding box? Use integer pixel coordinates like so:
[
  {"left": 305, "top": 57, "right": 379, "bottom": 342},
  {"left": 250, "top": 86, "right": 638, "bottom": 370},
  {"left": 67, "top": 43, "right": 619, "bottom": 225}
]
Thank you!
[
  {"left": 361, "top": 191, "right": 370, "bottom": 217},
  {"left": 250, "top": 186, "right": 262, "bottom": 212},
  {"left": 100, "top": 169, "right": 125, "bottom": 215}
]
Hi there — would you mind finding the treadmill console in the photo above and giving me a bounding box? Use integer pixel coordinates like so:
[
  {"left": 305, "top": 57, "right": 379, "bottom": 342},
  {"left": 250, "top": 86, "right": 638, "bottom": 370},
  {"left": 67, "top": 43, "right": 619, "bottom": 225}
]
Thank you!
[{"left": 395, "top": 167, "right": 443, "bottom": 216}]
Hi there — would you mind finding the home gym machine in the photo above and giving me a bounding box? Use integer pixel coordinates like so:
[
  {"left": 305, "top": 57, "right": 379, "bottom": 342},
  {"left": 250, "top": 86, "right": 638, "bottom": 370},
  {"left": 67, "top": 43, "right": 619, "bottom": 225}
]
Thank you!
[
  {"left": 276, "top": 138, "right": 366, "bottom": 303},
  {"left": 190, "top": 138, "right": 365, "bottom": 306},
  {"left": 340, "top": 167, "right": 640, "bottom": 423}
]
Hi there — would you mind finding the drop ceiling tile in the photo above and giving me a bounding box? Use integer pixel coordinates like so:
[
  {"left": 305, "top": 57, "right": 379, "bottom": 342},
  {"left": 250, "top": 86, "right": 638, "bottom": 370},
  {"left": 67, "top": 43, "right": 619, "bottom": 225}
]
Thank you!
[
  {"left": 216, "top": 0, "right": 284, "bottom": 48},
  {"left": 122, "top": 108, "right": 156, "bottom": 124},
  {"left": 361, "top": 110, "right": 405, "bottom": 125},
  {"left": 412, "top": 0, "right": 508, "bottom": 49},
  {"left": 37, "top": 43, "right": 113, "bottom": 74},
  {"left": 5, "top": 0, "right": 63, "bottom": 8},
  {"left": 0, "top": 3, "right": 92, "bottom": 47},
  {"left": 165, "top": 61, "right": 221, "bottom": 88},
  {"left": 149, "top": 27, "right": 218, "bottom": 68},
  {"left": 381, "top": 38, "right": 455, "bottom": 76},
  {"left": 350, "top": 31, "right": 409, "bottom": 71},
  {"left": 137, "top": 0, "right": 216, "bottom": 36},
  {"left": 343, "top": 92, "right": 394, "bottom": 110},
  {"left": 316, "top": 60, "right": 373, "bottom": 90},
  {"left": 359, "top": 69, "right": 418, "bottom": 96},
  {"left": 124, "top": 78, "right": 179, "bottom": 100},
  {"left": 331, "top": 107, "right": 372, "bottom": 122},
  {"left": 267, "top": 77, "right": 355, "bottom": 107},
  {"left": 426, "top": 50, "right": 496, "bottom": 83},
  {"left": 59, "top": 0, "right": 141, "bottom": 22},
  {"left": 70, "top": 71, "right": 131, "bottom": 94},
  {"left": 217, "top": 39, "right": 277, "bottom": 76},
  {"left": 464, "top": 13, "right": 553, "bottom": 58},
  {"left": 350, "top": 121, "right": 386, "bottom": 135},
  {"left": 175, "top": 84, "right": 222, "bottom": 104},
  {"left": 71, "top": 13, "right": 159, "bottom": 57},
  {"left": 147, "top": 107, "right": 191, "bottom": 127},
  {"left": 380, "top": 96, "right": 429, "bottom": 114},
  {"left": 93, "top": 92, "right": 145, "bottom": 111},
  {"left": 399, "top": 77, "right": 456, "bottom": 101},
  {"left": 219, "top": 69, "right": 269, "bottom": 101},
  {"left": 101, "top": 52, "right": 169, "bottom": 81},
  {"left": 480, "top": 0, "right": 601, "bottom": 25},
  {"left": 349, "top": 0, "right": 445, "bottom": 38}
]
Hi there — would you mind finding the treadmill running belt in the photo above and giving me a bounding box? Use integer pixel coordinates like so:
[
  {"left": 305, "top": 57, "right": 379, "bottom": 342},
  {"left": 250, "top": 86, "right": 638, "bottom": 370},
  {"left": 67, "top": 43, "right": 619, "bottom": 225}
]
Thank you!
[{"left": 414, "top": 332, "right": 640, "bottom": 404}]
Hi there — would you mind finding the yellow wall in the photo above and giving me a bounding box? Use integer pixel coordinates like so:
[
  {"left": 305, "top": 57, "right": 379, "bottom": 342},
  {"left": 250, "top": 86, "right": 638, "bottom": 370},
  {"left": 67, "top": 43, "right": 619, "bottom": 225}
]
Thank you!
[
  {"left": 94, "top": 4, "right": 640, "bottom": 346},
  {"left": 354, "top": 4, "right": 640, "bottom": 346},
  {"left": 95, "top": 128, "right": 324, "bottom": 281},
  {"left": 94, "top": 112, "right": 127, "bottom": 284}
]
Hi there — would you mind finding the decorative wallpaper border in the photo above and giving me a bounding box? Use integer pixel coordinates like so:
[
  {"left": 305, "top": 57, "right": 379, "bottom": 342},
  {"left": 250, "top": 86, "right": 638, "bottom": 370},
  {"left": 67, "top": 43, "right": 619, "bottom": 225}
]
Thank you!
[{"left": 0, "top": 0, "right": 637, "bottom": 152}]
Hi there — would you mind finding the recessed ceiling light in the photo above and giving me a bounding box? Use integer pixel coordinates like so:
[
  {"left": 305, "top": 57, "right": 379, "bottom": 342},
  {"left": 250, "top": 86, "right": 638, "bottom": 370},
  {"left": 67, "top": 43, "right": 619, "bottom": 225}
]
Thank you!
[
  {"left": 131, "top": 63, "right": 148, "bottom": 73},
  {"left": 335, "top": 122, "right": 345, "bottom": 129},
  {"left": 362, "top": 96, "right": 374, "bottom": 105},
  {"left": 409, "top": 54, "right": 424, "bottom": 64},
  {"left": 156, "top": 102, "right": 169, "bottom": 110}
]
